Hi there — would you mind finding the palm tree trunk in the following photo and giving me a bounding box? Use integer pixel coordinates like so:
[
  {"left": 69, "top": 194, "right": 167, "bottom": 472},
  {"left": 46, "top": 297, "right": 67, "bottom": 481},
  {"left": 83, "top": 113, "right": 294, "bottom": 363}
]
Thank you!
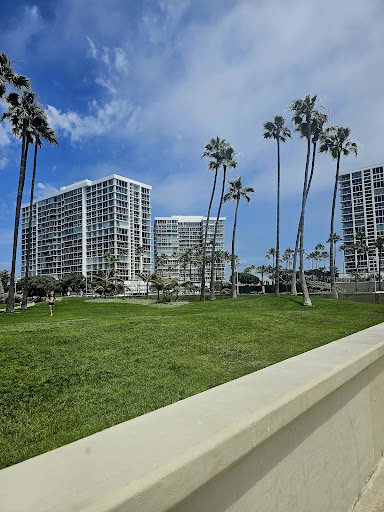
[
  {"left": 210, "top": 166, "right": 227, "bottom": 300},
  {"left": 189, "top": 257, "right": 192, "bottom": 292},
  {"left": 200, "top": 170, "right": 218, "bottom": 301},
  {"left": 7, "top": 122, "right": 28, "bottom": 313},
  {"left": 379, "top": 249, "right": 382, "bottom": 292},
  {"left": 290, "top": 225, "right": 300, "bottom": 295},
  {"left": 330, "top": 153, "right": 341, "bottom": 299},
  {"left": 290, "top": 142, "right": 317, "bottom": 297},
  {"left": 300, "top": 133, "right": 312, "bottom": 306},
  {"left": 22, "top": 138, "right": 38, "bottom": 309},
  {"left": 231, "top": 198, "right": 240, "bottom": 298},
  {"left": 275, "top": 138, "right": 280, "bottom": 295}
]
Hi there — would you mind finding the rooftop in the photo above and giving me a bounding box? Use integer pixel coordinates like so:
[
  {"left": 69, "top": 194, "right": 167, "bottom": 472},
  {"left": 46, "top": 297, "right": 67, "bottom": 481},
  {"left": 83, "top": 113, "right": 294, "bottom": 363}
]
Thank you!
[
  {"left": 154, "top": 216, "right": 226, "bottom": 221},
  {"left": 339, "top": 162, "right": 384, "bottom": 176},
  {"left": 22, "top": 174, "right": 152, "bottom": 208}
]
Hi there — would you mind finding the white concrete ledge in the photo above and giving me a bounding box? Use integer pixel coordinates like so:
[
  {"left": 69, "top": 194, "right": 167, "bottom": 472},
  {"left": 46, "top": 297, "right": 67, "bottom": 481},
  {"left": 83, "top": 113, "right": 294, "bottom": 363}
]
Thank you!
[{"left": 1, "top": 323, "right": 384, "bottom": 512}]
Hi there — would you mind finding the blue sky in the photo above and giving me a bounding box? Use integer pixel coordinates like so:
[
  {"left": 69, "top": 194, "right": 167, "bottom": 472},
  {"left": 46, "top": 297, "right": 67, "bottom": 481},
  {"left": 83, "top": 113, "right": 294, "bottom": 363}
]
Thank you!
[{"left": 1, "top": 0, "right": 384, "bottom": 274}]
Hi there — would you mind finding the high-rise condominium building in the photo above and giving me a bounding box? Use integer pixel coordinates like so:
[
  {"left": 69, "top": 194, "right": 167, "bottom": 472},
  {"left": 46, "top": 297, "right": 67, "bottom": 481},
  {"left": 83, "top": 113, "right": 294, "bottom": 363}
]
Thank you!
[
  {"left": 153, "top": 216, "right": 226, "bottom": 283},
  {"left": 339, "top": 163, "right": 384, "bottom": 274},
  {"left": 21, "top": 175, "right": 152, "bottom": 285}
]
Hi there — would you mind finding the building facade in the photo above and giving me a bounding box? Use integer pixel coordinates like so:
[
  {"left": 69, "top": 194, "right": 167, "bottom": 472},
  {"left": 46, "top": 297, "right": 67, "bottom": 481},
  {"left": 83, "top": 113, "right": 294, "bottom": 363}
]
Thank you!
[
  {"left": 339, "top": 163, "right": 384, "bottom": 274},
  {"left": 21, "top": 175, "right": 152, "bottom": 285},
  {"left": 153, "top": 216, "right": 226, "bottom": 284}
]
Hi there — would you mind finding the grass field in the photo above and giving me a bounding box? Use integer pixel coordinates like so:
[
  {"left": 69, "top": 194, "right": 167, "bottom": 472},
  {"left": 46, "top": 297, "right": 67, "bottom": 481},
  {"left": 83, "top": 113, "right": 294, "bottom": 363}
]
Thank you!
[{"left": 1, "top": 295, "right": 384, "bottom": 469}]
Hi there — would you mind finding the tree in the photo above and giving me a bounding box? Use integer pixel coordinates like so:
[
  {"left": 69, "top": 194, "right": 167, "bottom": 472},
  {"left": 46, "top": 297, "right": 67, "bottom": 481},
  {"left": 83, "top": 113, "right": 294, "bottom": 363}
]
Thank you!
[
  {"left": 375, "top": 236, "right": 384, "bottom": 291},
  {"left": 265, "top": 248, "right": 276, "bottom": 282},
  {"left": 2, "top": 91, "right": 37, "bottom": 313},
  {"left": 256, "top": 265, "right": 268, "bottom": 286},
  {"left": 263, "top": 115, "right": 291, "bottom": 295},
  {"left": 290, "top": 111, "right": 328, "bottom": 296},
  {"left": 327, "top": 233, "right": 342, "bottom": 268},
  {"left": 321, "top": 251, "right": 330, "bottom": 281},
  {"left": 238, "top": 272, "right": 260, "bottom": 285},
  {"left": 0, "top": 277, "right": 4, "bottom": 301},
  {"left": 282, "top": 248, "right": 294, "bottom": 273},
  {"left": 200, "top": 137, "right": 222, "bottom": 301},
  {"left": 59, "top": 273, "right": 86, "bottom": 295},
  {"left": 224, "top": 176, "right": 255, "bottom": 298},
  {"left": 319, "top": 125, "right": 358, "bottom": 298},
  {"left": 136, "top": 271, "right": 153, "bottom": 296},
  {"left": 104, "top": 250, "right": 127, "bottom": 296},
  {"left": 306, "top": 252, "right": 316, "bottom": 279},
  {"left": 0, "top": 270, "right": 10, "bottom": 293},
  {"left": 201, "top": 138, "right": 237, "bottom": 300},
  {"left": 289, "top": 94, "right": 326, "bottom": 306},
  {"left": 0, "top": 52, "right": 30, "bottom": 100},
  {"left": 210, "top": 142, "right": 237, "bottom": 300},
  {"left": 91, "top": 269, "right": 122, "bottom": 297},
  {"left": 339, "top": 243, "right": 350, "bottom": 275},
  {"left": 22, "top": 112, "right": 58, "bottom": 309},
  {"left": 17, "top": 275, "right": 59, "bottom": 297},
  {"left": 148, "top": 274, "right": 189, "bottom": 302}
]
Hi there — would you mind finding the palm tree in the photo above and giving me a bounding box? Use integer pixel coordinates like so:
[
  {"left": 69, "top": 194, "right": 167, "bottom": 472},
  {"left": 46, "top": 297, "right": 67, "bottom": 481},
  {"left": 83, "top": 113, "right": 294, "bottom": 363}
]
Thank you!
[
  {"left": 282, "top": 247, "right": 294, "bottom": 286},
  {"left": 224, "top": 175, "right": 255, "bottom": 298},
  {"left": 265, "top": 247, "right": 276, "bottom": 270},
  {"left": 289, "top": 94, "right": 326, "bottom": 306},
  {"left": 327, "top": 233, "right": 342, "bottom": 268},
  {"left": 22, "top": 114, "right": 58, "bottom": 309},
  {"left": 192, "top": 245, "right": 203, "bottom": 284},
  {"left": 291, "top": 111, "right": 328, "bottom": 295},
  {"left": 91, "top": 269, "right": 123, "bottom": 297},
  {"left": 209, "top": 141, "right": 237, "bottom": 300},
  {"left": 2, "top": 91, "right": 37, "bottom": 313},
  {"left": 319, "top": 125, "right": 358, "bottom": 299},
  {"left": 0, "top": 52, "right": 30, "bottom": 99},
  {"left": 136, "top": 271, "right": 154, "bottom": 297},
  {"left": 375, "top": 236, "right": 384, "bottom": 291},
  {"left": 200, "top": 137, "right": 223, "bottom": 301},
  {"left": 339, "top": 243, "right": 349, "bottom": 275},
  {"left": 154, "top": 253, "right": 167, "bottom": 275},
  {"left": 257, "top": 265, "right": 268, "bottom": 286},
  {"left": 262, "top": 115, "right": 291, "bottom": 295},
  {"left": 306, "top": 251, "right": 316, "bottom": 279},
  {"left": 321, "top": 251, "right": 330, "bottom": 281}
]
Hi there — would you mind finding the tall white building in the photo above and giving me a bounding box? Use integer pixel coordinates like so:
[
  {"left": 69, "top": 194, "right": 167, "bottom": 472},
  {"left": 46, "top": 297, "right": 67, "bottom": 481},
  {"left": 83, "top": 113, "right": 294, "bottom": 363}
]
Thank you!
[
  {"left": 21, "top": 175, "right": 152, "bottom": 286},
  {"left": 153, "top": 216, "right": 226, "bottom": 284},
  {"left": 339, "top": 163, "right": 384, "bottom": 274}
]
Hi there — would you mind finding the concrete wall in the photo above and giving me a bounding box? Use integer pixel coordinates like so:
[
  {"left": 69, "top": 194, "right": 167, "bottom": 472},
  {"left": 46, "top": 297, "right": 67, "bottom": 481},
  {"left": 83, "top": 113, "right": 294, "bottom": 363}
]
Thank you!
[{"left": 1, "top": 324, "right": 384, "bottom": 512}]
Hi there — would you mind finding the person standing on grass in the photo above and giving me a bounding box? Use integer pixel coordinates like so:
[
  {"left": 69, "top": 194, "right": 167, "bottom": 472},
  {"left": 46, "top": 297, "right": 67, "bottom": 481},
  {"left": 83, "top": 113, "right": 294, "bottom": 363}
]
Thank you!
[{"left": 48, "top": 290, "right": 55, "bottom": 316}]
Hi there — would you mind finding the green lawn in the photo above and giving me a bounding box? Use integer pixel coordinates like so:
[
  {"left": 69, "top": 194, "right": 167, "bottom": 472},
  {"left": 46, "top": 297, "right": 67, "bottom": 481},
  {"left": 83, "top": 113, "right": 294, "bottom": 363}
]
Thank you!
[{"left": 1, "top": 295, "right": 383, "bottom": 469}]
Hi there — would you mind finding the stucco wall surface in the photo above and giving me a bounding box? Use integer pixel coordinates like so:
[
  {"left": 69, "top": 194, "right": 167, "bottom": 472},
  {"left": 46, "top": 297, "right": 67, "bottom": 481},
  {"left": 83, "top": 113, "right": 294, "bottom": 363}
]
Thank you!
[{"left": 0, "top": 323, "right": 384, "bottom": 512}]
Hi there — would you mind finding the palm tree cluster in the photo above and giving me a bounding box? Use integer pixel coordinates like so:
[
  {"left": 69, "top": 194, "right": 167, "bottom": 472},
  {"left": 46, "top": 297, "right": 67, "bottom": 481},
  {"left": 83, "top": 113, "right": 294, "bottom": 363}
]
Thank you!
[
  {"left": 339, "top": 231, "right": 384, "bottom": 291},
  {"left": 201, "top": 137, "right": 255, "bottom": 300},
  {"left": 262, "top": 94, "right": 358, "bottom": 306},
  {"left": 1, "top": 52, "right": 58, "bottom": 313}
]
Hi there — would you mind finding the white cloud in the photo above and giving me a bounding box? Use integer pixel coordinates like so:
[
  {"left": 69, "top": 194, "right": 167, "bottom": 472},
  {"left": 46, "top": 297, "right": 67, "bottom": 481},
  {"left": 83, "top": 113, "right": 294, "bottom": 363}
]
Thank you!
[
  {"left": 95, "top": 76, "right": 116, "bottom": 94},
  {"left": 35, "top": 183, "right": 59, "bottom": 198},
  {"left": 114, "top": 48, "right": 129, "bottom": 75},
  {"left": 86, "top": 36, "right": 98, "bottom": 59},
  {"left": 101, "top": 47, "right": 110, "bottom": 66},
  {"left": 46, "top": 99, "right": 141, "bottom": 142},
  {"left": 0, "top": 157, "right": 8, "bottom": 170},
  {"left": 44, "top": 0, "right": 384, "bottom": 200}
]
